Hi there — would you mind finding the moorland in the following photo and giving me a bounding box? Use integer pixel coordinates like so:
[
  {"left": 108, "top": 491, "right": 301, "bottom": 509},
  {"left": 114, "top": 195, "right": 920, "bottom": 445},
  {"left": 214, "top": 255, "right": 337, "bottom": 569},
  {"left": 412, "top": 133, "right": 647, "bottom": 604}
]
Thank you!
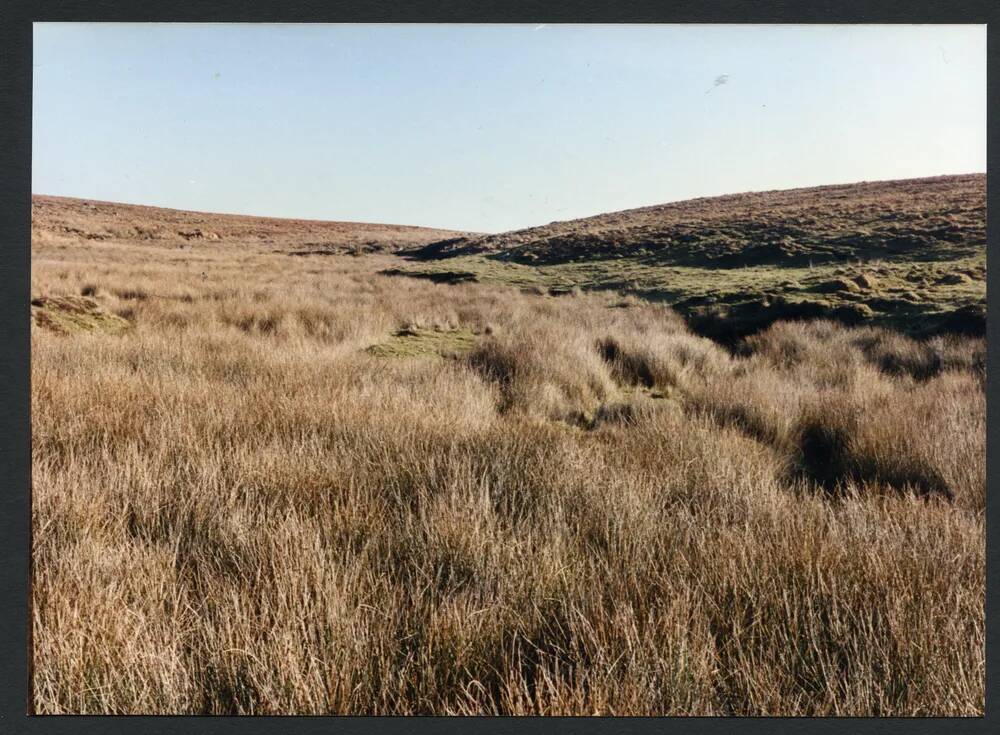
[{"left": 31, "top": 174, "right": 985, "bottom": 715}]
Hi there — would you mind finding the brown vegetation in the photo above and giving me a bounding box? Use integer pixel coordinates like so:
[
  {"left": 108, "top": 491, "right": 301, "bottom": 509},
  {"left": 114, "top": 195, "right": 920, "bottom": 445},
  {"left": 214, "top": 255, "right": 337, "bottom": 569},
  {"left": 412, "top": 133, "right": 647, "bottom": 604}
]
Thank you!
[
  {"left": 411, "top": 174, "right": 985, "bottom": 268},
  {"left": 32, "top": 195, "right": 473, "bottom": 254},
  {"left": 30, "top": 191, "right": 984, "bottom": 716}
]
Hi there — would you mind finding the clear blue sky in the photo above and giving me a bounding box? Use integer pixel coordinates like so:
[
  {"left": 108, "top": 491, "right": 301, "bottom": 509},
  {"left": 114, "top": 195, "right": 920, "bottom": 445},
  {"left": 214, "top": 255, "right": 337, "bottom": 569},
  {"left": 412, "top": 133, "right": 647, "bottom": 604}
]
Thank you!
[{"left": 33, "top": 24, "right": 986, "bottom": 233}]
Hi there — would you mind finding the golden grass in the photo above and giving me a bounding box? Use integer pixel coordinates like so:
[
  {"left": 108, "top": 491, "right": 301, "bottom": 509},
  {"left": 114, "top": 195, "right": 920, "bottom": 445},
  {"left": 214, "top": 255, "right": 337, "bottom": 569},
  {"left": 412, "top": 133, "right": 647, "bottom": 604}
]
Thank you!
[{"left": 31, "top": 238, "right": 984, "bottom": 715}]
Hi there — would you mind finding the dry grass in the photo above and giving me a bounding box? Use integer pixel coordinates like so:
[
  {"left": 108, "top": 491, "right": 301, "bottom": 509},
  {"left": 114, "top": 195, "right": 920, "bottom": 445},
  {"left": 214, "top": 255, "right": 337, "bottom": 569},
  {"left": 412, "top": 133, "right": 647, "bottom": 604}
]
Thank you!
[
  {"left": 32, "top": 195, "right": 473, "bottom": 254},
  {"left": 31, "top": 234, "right": 984, "bottom": 715}
]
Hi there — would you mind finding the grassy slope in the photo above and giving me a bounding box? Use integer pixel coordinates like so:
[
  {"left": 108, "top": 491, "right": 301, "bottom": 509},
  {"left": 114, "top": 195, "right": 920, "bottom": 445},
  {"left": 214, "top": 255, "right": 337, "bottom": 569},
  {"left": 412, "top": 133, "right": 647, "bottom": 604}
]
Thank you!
[
  {"left": 32, "top": 195, "right": 474, "bottom": 254},
  {"left": 396, "top": 175, "right": 986, "bottom": 341}
]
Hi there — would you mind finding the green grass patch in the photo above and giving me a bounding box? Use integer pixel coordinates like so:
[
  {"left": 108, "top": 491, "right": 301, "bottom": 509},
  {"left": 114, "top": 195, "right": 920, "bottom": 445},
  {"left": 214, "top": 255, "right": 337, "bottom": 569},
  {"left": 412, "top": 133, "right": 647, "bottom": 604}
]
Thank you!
[
  {"left": 31, "top": 296, "right": 132, "bottom": 335},
  {"left": 388, "top": 251, "right": 985, "bottom": 341},
  {"left": 366, "top": 327, "right": 479, "bottom": 359}
]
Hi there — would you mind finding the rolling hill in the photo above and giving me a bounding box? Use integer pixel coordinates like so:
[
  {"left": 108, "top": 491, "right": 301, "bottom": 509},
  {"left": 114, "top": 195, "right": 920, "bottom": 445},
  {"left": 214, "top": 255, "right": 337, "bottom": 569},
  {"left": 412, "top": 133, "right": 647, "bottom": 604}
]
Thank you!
[
  {"left": 397, "top": 174, "right": 986, "bottom": 341},
  {"left": 31, "top": 195, "right": 474, "bottom": 255}
]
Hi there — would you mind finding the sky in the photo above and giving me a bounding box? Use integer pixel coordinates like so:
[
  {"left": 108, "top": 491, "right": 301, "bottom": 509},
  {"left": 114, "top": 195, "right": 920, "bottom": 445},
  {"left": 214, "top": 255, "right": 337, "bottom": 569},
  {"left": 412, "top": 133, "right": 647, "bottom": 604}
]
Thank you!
[{"left": 33, "top": 24, "right": 986, "bottom": 233}]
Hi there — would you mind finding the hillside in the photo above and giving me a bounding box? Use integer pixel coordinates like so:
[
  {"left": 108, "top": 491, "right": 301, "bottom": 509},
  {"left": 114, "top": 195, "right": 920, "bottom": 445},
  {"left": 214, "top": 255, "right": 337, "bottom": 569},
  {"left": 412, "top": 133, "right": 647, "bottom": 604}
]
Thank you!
[
  {"left": 398, "top": 175, "right": 986, "bottom": 341},
  {"left": 411, "top": 174, "right": 984, "bottom": 266},
  {"left": 31, "top": 195, "right": 473, "bottom": 254}
]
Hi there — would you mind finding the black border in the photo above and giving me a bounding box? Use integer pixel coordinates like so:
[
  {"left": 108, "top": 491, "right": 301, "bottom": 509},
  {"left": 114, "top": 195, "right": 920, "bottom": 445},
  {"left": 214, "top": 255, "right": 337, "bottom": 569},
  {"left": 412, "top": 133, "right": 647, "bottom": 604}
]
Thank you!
[{"left": 1, "top": 2, "right": 996, "bottom": 733}]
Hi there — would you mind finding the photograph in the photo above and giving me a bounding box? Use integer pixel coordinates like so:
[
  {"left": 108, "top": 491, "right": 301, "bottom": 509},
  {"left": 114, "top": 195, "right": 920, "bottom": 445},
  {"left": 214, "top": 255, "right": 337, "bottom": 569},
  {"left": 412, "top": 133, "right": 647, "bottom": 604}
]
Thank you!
[{"left": 29, "top": 22, "right": 986, "bottom": 716}]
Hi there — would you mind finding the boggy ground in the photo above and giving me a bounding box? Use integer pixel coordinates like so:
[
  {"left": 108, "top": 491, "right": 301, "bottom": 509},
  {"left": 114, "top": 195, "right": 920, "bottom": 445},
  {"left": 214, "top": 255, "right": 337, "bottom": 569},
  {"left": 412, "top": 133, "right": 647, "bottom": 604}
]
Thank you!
[
  {"left": 398, "top": 175, "right": 986, "bottom": 341},
  {"left": 31, "top": 228, "right": 984, "bottom": 715}
]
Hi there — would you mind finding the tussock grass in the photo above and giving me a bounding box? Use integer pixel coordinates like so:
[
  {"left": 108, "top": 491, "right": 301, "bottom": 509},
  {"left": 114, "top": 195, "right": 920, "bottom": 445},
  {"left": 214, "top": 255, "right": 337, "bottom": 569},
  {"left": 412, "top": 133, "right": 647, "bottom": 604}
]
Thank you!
[{"left": 30, "top": 239, "right": 984, "bottom": 715}]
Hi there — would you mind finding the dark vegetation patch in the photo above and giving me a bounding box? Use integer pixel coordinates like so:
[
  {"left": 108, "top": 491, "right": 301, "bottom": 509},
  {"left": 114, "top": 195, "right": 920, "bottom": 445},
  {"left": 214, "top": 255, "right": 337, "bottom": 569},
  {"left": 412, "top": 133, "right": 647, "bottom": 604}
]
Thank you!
[
  {"left": 597, "top": 337, "right": 660, "bottom": 388},
  {"left": 380, "top": 268, "right": 480, "bottom": 285},
  {"left": 177, "top": 229, "right": 220, "bottom": 241},
  {"left": 689, "top": 400, "right": 782, "bottom": 447},
  {"left": 737, "top": 320, "right": 986, "bottom": 382},
  {"left": 674, "top": 320, "right": 975, "bottom": 502},
  {"left": 851, "top": 334, "right": 943, "bottom": 381},
  {"left": 933, "top": 304, "right": 986, "bottom": 336},
  {"left": 288, "top": 249, "right": 338, "bottom": 257},
  {"left": 790, "top": 406, "right": 953, "bottom": 502},
  {"left": 465, "top": 342, "right": 521, "bottom": 413},
  {"left": 685, "top": 390, "right": 956, "bottom": 503},
  {"left": 402, "top": 236, "right": 473, "bottom": 260},
  {"left": 812, "top": 279, "right": 861, "bottom": 294},
  {"left": 222, "top": 313, "right": 283, "bottom": 336},
  {"left": 289, "top": 241, "right": 384, "bottom": 257},
  {"left": 113, "top": 288, "right": 149, "bottom": 301},
  {"left": 591, "top": 399, "right": 651, "bottom": 428},
  {"left": 681, "top": 300, "right": 877, "bottom": 348}
]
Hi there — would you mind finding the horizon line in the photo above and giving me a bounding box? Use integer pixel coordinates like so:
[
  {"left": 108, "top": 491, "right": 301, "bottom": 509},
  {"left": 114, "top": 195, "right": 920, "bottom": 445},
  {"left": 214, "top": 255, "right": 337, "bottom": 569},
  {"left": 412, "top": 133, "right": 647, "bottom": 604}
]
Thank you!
[{"left": 32, "top": 169, "right": 986, "bottom": 235}]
